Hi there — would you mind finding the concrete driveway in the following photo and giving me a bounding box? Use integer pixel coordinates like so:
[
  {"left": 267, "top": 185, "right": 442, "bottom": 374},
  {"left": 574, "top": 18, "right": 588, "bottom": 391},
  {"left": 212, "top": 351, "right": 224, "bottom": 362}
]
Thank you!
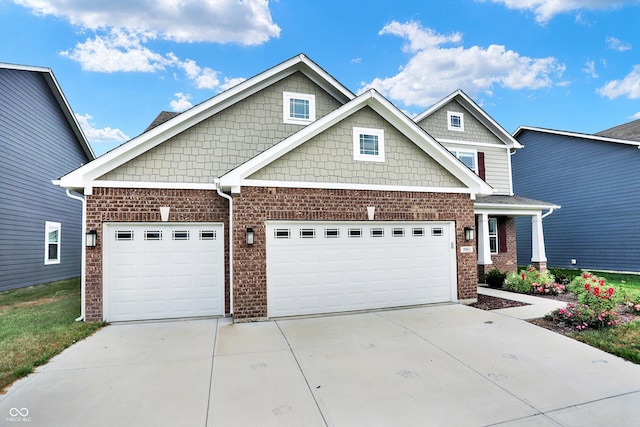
[{"left": 2, "top": 304, "right": 640, "bottom": 426}]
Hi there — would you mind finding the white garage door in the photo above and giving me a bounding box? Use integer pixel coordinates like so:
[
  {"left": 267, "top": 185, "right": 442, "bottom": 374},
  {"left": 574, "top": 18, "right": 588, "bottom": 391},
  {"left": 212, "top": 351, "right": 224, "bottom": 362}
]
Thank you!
[
  {"left": 266, "top": 221, "right": 456, "bottom": 317},
  {"left": 103, "top": 223, "right": 224, "bottom": 322}
]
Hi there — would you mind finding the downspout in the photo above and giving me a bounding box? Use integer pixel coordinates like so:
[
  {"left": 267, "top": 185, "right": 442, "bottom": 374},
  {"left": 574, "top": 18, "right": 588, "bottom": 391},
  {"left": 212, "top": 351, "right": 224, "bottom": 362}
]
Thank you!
[
  {"left": 65, "top": 189, "right": 86, "bottom": 322},
  {"left": 541, "top": 208, "right": 555, "bottom": 219},
  {"left": 214, "top": 179, "right": 233, "bottom": 316}
]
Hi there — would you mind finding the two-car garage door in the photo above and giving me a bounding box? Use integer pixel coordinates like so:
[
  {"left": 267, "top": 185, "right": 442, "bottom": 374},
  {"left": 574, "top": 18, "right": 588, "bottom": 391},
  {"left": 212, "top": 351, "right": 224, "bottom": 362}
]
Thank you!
[
  {"left": 266, "top": 221, "right": 456, "bottom": 318},
  {"left": 103, "top": 223, "right": 224, "bottom": 322}
]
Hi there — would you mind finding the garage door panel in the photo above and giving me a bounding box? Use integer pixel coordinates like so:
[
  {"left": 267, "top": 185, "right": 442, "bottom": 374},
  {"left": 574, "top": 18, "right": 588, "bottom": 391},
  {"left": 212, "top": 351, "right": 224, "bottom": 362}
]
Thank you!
[
  {"left": 267, "top": 221, "right": 455, "bottom": 317},
  {"left": 104, "top": 223, "right": 224, "bottom": 322}
]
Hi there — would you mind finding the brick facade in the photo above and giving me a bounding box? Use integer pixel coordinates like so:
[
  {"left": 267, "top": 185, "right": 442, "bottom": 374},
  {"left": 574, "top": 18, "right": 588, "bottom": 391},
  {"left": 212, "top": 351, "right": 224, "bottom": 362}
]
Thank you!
[
  {"left": 232, "top": 187, "right": 477, "bottom": 321},
  {"left": 477, "top": 216, "right": 518, "bottom": 282},
  {"left": 84, "top": 187, "right": 229, "bottom": 322}
]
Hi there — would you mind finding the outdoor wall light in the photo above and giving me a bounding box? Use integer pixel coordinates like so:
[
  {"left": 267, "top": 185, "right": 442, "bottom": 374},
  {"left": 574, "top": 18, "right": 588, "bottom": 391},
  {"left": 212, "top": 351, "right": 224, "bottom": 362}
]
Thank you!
[
  {"left": 464, "top": 227, "right": 475, "bottom": 241},
  {"left": 246, "top": 227, "right": 255, "bottom": 245},
  {"left": 86, "top": 230, "right": 98, "bottom": 247}
]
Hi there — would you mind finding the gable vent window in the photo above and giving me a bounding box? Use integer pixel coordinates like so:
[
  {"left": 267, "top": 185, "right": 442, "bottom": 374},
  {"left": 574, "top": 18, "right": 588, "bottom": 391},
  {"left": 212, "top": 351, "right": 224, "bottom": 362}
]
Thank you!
[
  {"left": 348, "top": 228, "right": 362, "bottom": 238},
  {"left": 353, "top": 127, "right": 385, "bottom": 162},
  {"left": 173, "top": 231, "right": 190, "bottom": 240},
  {"left": 283, "top": 92, "right": 315, "bottom": 125},
  {"left": 44, "top": 221, "right": 61, "bottom": 265},
  {"left": 392, "top": 228, "right": 405, "bottom": 237},
  {"left": 300, "top": 228, "right": 316, "bottom": 239},
  {"left": 275, "top": 229, "right": 291, "bottom": 239},
  {"left": 145, "top": 231, "right": 162, "bottom": 241},
  {"left": 325, "top": 228, "right": 340, "bottom": 238},
  {"left": 116, "top": 230, "right": 134, "bottom": 241},
  {"left": 447, "top": 111, "right": 464, "bottom": 132},
  {"left": 412, "top": 228, "right": 425, "bottom": 237},
  {"left": 431, "top": 228, "right": 444, "bottom": 237},
  {"left": 200, "top": 230, "right": 216, "bottom": 240},
  {"left": 371, "top": 228, "right": 384, "bottom": 238}
]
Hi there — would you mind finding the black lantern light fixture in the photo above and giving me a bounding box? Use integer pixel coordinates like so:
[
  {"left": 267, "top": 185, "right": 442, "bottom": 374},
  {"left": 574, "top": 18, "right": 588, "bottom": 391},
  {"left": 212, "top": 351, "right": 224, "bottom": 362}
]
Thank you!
[
  {"left": 464, "top": 227, "right": 475, "bottom": 241},
  {"left": 246, "top": 227, "right": 255, "bottom": 245},
  {"left": 86, "top": 230, "right": 98, "bottom": 247}
]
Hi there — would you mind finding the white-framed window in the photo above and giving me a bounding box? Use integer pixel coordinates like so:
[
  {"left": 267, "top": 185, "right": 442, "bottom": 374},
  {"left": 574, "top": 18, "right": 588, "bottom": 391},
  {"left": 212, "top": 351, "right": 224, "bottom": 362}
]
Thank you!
[
  {"left": 488, "top": 217, "right": 498, "bottom": 254},
  {"left": 447, "top": 111, "right": 464, "bottom": 132},
  {"left": 449, "top": 149, "right": 477, "bottom": 173},
  {"left": 283, "top": 92, "right": 315, "bottom": 125},
  {"left": 353, "top": 127, "right": 385, "bottom": 162},
  {"left": 44, "top": 221, "right": 61, "bottom": 265}
]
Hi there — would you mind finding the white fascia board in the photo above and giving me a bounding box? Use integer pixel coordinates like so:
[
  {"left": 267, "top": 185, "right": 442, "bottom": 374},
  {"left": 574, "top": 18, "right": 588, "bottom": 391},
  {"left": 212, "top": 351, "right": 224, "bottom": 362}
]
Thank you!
[
  {"left": 437, "top": 139, "right": 511, "bottom": 150},
  {"left": 90, "top": 180, "right": 219, "bottom": 191},
  {"left": 514, "top": 125, "right": 640, "bottom": 147},
  {"left": 239, "top": 179, "right": 474, "bottom": 194},
  {"left": 475, "top": 203, "right": 561, "bottom": 215},
  {"left": 414, "top": 90, "right": 460, "bottom": 122}
]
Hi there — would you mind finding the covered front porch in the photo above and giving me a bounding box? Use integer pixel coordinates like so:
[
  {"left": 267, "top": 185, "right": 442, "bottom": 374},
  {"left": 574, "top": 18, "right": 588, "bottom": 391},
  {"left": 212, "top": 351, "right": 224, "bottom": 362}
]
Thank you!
[{"left": 473, "top": 195, "right": 560, "bottom": 280}]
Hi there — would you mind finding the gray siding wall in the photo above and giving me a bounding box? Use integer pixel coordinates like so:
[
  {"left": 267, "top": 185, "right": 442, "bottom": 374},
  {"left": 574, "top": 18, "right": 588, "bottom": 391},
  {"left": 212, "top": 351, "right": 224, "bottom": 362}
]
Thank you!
[
  {"left": 0, "top": 68, "right": 90, "bottom": 291},
  {"left": 513, "top": 130, "right": 640, "bottom": 272},
  {"left": 100, "top": 72, "right": 343, "bottom": 182},
  {"left": 418, "top": 100, "right": 512, "bottom": 194},
  {"left": 249, "top": 106, "right": 464, "bottom": 188}
]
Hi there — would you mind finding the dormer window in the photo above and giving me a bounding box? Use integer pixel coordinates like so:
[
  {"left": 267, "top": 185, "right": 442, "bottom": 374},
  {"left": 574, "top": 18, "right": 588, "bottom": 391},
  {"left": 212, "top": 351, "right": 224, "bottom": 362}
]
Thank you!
[
  {"left": 447, "top": 111, "right": 464, "bottom": 132},
  {"left": 353, "top": 127, "right": 385, "bottom": 162},
  {"left": 283, "top": 92, "right": 315, "bottom": 124}
]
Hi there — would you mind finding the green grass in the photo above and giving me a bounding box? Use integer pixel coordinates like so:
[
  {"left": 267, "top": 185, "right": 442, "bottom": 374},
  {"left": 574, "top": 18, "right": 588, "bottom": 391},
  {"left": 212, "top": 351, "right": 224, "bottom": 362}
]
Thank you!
[
  {"left": 0, "top": 278, "right": 105, "bottom": 392},
  {"left": 571, "top": 320, "right": 640, "bottom": 364},
  {"left": 548, "top": 267, "right": 640, "bottom": 301}
]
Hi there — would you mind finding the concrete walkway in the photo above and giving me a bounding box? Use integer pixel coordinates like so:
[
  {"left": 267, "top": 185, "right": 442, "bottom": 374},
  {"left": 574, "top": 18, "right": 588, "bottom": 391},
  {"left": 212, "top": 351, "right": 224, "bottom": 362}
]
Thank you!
[
  {"left": 477, "top": 286, "right": 568, "bottom": 319},
  {"left": 2, "top": 304, "right": 640, "bottom": 426}
]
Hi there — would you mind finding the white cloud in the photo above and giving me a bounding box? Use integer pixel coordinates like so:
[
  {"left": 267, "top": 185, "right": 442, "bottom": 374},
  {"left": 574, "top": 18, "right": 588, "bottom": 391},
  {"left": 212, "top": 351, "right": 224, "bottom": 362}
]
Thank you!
[
  {"left": 220, "top": 77, "right": 246, "bottom": 91},
  {"left": 13, "top": 0, "right": 280, "bottom": 45},
  {"left": 60, "top": 29, "right": 172, "bottom": 72},
  {"left": 606, "top": 36, "right": 632, "bottom": 51},
  {"left": 631, "top": 112, "right": 640, "bottom": 119},
  {"left": 178, "top": 59, "right": 220, "bottom": 89},
  {"left": 481, "top": 0, "right": 636, "bottom": 24},
  {"left": 598, "top": 65, "right": 640, "bottom": 99},
  {"left": 360, "top": 21, "right": 564, "bottom": 107},
  {"left": 75, "top": 113, "right": 129, "bottom": 143},
  {"left": 169, "top": 93, "right": 193, "bottom": 112},
  {"left": 583, "top": 61, "right": 598, "bottom": 78}
]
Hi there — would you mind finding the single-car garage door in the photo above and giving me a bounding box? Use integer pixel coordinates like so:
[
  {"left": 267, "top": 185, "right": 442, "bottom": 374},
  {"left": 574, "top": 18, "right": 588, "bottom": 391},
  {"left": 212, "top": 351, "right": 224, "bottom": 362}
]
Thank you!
[
  {"left": 103, "top": 223, "right": 224, "bottom": 322},
  {"left": 266, "top": 221, "right": 456, "bottom": 317}
]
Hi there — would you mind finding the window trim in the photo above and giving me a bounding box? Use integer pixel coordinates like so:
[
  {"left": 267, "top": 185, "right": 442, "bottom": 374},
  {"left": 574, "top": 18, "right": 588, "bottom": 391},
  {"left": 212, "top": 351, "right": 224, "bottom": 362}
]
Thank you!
[
  {"left": 449, "top": 148, "right": 478, "bottom": 173},
  {"left": 44, "top": 221, "right": 61, "bottom": 265},
  {"left": 488, "top": 217, "right": 498, "bottom": 254},
  {"left": 283, "top": 92, "right": 316, "bottom": 125},
  {"left": 447, "top": 111, "right": 464, "bottom": 132},
  {"left": 353, "top": 127, "right": 385, "bottom": 162}
]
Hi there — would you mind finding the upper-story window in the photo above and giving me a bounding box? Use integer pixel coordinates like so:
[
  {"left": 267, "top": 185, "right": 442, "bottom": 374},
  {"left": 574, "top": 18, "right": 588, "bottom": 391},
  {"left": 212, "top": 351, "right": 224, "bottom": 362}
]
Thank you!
[
  {"left": 283, "top": 92, "right": 316, "bottom": 125},
  {"left": 449, "top": 149, "right": 477, "bottom": 173},
  {"left": 447, "top": 111, "right": 464, "bottom": 132},
  {"left": 353, "top": 127, "right": 385, "bottom": 162}
]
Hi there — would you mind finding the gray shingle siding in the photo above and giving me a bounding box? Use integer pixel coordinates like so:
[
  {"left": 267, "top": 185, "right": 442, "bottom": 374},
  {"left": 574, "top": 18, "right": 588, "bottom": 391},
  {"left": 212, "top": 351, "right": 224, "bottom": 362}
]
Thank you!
[
  {"left": 513, "top": 129, "right": 640, "bottom": 272},
  {"left": 0, "top": 68, "right": 90, "bottom": 291}
]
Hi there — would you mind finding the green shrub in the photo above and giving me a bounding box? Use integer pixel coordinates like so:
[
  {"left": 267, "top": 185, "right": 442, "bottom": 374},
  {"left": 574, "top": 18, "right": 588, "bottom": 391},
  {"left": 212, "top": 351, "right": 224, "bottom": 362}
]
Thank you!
[
  {"left": 546, "top": 303, "right": 617, "bottom": 330},
  {"left": 504, "top": 266, "right": 563, "bottom": 295},
  {"left": 485, "top": 268, "right": 507, "bottom": 288},
  {"left": 549, "top": 268, "right": 577, "bottom": 286}
]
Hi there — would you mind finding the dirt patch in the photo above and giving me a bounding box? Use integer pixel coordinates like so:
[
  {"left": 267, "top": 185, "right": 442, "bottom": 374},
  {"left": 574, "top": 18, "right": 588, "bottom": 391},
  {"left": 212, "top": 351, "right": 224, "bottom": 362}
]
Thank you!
[{"left": 471, "top": 294, "right": 529, "bottom": 310}]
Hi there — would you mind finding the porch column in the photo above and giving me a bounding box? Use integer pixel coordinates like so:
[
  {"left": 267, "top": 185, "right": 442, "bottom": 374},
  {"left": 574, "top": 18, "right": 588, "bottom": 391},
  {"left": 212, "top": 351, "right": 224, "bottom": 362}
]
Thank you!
[
  {"left": 477, "top": 213, "right": 493, "bottom": 266},
  {"left": 531, "top": 213, "right": 547, "bottom": 265}
]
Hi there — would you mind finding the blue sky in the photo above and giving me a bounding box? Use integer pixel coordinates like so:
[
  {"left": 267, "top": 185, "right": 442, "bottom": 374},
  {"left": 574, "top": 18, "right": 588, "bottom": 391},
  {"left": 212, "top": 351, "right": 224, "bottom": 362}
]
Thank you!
[{"left": 2, "top": 0, "right": 640, "bottom": 155}]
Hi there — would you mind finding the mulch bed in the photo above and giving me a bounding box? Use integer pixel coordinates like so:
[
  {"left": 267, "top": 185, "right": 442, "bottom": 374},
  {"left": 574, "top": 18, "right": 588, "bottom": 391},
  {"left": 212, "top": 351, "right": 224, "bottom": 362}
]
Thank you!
[{"left": 472, "top": 289, "right": 639, "bottom": 336}]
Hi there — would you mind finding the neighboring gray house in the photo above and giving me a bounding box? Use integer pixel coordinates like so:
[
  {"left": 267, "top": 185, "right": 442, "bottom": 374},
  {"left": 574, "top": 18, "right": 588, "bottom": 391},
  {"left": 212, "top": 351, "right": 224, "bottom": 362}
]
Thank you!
[
  {"left": 512, "top": 125, "right": 640, "bottom": 272},
  {"left": 0, "top": 63, "right": 95, "bottom": 291}
]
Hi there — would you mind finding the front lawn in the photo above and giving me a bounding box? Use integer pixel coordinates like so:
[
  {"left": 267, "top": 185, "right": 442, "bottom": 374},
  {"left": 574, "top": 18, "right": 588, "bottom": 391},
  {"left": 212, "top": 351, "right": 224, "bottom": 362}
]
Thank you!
[
  {"left": 572, "top": 321, "right": 640, "bottom": 364},
  {"left": 0, "top": 278, "right": 105, "bottom": 392}
]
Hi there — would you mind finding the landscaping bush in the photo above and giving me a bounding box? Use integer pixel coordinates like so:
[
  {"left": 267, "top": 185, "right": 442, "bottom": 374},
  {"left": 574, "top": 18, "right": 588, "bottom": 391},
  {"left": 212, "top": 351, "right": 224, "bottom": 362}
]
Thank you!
[
  {"left": 504, "top": 266, "right": 564, "bottom": 295},
  {"left": 569, "top": 272, "right": 616, "bottom": 312},
  {"left": 484, "top": 268, "right": 507, "bottom": 288},
  {"left": 546, "top": 304, "right": 617, "bottom": 330},
  {"left": 549, "top": 268, "right": 577, "bottom": 286}
]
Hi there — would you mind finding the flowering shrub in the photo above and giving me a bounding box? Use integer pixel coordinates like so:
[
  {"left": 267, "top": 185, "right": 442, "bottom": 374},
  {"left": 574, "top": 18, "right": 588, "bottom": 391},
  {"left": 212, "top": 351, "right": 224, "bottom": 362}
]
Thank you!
[
  {"left": 504, "top": 266, "right": 563, "bottom": 295},
  {"left": 547, "top": 303, "right": 617, "bottom": 330},
  {"left": 569, "top": 272, "right": 616, "bottom": 312},
  {"left": 625, "top": 302, "right": 640, "bottom": 314}
]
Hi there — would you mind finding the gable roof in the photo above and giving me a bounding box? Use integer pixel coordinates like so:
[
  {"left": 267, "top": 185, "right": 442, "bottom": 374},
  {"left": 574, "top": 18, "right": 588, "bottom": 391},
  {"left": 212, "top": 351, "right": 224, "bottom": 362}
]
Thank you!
[
  {"left": 144, "top": 111, "right": 180, "bottom": 132},
  {"left": 0, "top": 62, "right": 95, "bottom": 160},
  {"left": 414, "top": 89, "right": 522, "bottom": 150},
  {"left": 57, "top": 54, "right": 354, "bottom": 192},
  {"left": 595, "top": 119, "right": 640, "bottom": 142},
  {"left": 513, "top": 125, "right": 640, "bottom": 148},
  {"left": 220, "top": 89, "right": 493, "bottom": 196}
]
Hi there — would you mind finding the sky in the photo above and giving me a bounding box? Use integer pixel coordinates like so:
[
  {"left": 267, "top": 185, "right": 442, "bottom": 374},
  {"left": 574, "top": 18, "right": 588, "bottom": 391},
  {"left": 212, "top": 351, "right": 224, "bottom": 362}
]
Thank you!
[{"left": 2, "top": 0, "right": 640, "bottom": 156}]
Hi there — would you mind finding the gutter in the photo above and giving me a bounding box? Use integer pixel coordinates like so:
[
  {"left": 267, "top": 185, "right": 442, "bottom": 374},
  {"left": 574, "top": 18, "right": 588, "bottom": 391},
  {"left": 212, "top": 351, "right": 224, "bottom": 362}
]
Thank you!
[
  {"left": 63, "top": 189, "right": 86, "bottom": 322},
  {"left": 215, "top": 179, "right": 233, "bottom": 316},
  {"left": 541, "top": 208, "right": 555, "bottom": 220}
]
